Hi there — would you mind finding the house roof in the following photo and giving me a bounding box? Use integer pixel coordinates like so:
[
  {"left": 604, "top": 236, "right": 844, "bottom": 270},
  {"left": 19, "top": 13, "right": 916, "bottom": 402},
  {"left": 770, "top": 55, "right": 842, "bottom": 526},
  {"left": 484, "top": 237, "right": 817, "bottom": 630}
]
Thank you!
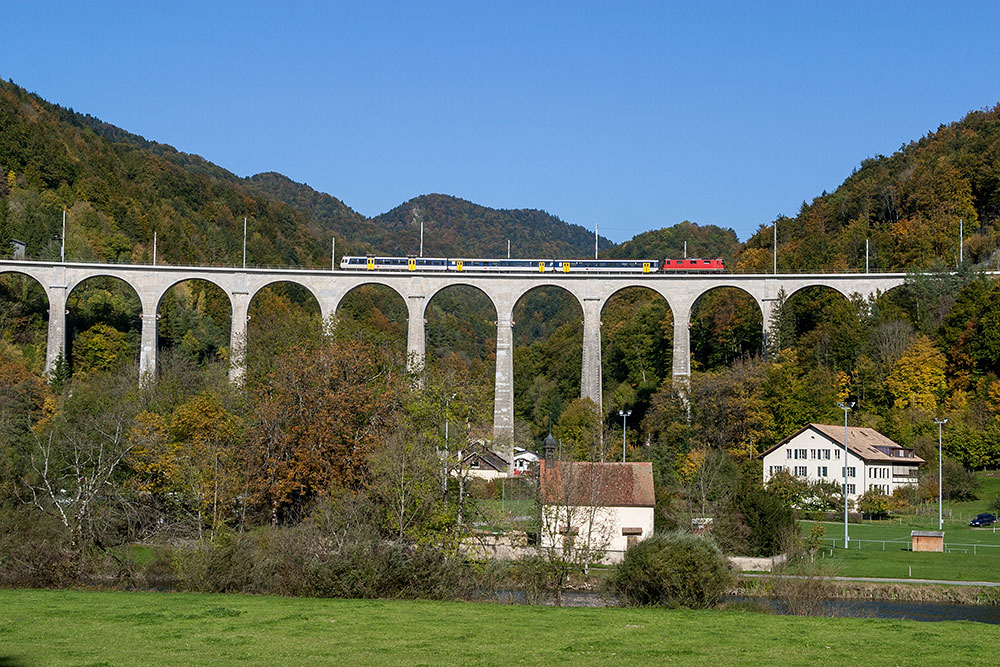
[
  {"left": 462, "top": 447, "right": 509, "bottom": 472},
  {"left": 539, "top": 461, "right": 655, "bottom": 507},
  {"left": 759, "top": 424, "right": 925, "bottom": 465}
]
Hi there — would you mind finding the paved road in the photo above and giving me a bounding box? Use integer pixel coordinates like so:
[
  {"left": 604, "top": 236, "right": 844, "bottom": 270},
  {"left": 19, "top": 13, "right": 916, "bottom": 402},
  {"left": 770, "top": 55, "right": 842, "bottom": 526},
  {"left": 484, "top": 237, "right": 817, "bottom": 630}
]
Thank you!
[{"left": 742, "top": 573, "right": 1000, "bottom": 587}]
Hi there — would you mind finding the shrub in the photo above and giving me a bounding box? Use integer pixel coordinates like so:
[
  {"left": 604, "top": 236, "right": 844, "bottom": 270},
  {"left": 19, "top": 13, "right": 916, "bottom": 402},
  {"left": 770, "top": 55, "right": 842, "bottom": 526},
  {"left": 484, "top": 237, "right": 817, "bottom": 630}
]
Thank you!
[
  {"left": 733, "top": 481, "right": 796, "bottom": 557},
  {"left": 919, "top": 459, "right": 980, "bottom": 502},
  {"left": 0, "top": 507, "right": 75, "bottom": 587},
  {"left": 766, "top": 470, "right": 809, "bottom": 506},
  {"left": 607, "top": 531, "right": 734, "bottom": 608},
  {"left": 857, "top": 489, "right": 891, "bottom": 519}
]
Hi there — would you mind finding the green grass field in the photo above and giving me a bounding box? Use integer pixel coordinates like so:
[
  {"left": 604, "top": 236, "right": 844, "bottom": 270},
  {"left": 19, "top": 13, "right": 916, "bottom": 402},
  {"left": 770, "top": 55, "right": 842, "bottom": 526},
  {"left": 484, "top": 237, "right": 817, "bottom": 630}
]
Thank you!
[
  {"left": 797, "top": 472, "right": 1000, "bottom": 581},
  {"left": 1, "top": 589, "right": 998, "bottom": 665}
]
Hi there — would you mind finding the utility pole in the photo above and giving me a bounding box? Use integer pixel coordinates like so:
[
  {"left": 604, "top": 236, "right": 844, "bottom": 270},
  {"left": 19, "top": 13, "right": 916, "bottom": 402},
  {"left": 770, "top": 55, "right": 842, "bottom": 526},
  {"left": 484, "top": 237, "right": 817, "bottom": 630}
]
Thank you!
[
  {"left": 331, "top": 236, "right": 336, "bottom": 271},
  {"left": 838, "top": 401, "right": 854, "bottom": 548},
  {"left": 242, "top": 217, "right": 247, "bottom": 269},
  {"left": 934, "top": 418, "right": 948, "bottom": 530},
  {"left": 153, "top": 231, "right": 157, "bottom": 266},
  {"left": 618, "top": 409, "right": 631, "bottom": 463},
  {"left": 959, "top": 218, "right": 963, "bottom": 265},
  {"left": 683, "top": 240, "right": 687, "bottom": 259},
  {"left": 507, "top": 239, "right": 510, "bottom": 259},
  {"left": 61, "top": 210, "right": 66, "bottom": 262},
  {"left": 594, "top": 223, "right": 598, "bottom": 259},
  {"left": 419, "top": 219, "right": 424, "bottom": 257},
  {"left": 773, "top": 220, "right": 777, "bottom": 275}
]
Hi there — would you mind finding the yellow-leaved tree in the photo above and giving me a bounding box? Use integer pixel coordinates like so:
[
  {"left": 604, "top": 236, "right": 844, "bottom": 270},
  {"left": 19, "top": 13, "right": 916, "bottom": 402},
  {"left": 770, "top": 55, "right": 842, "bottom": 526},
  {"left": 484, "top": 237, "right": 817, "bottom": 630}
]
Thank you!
[
  {"left": 169, "top": 392, "right": 244, "bottom": 536},
  {"left": 886, "top": 335, "right": 947, "bottom": 411}
]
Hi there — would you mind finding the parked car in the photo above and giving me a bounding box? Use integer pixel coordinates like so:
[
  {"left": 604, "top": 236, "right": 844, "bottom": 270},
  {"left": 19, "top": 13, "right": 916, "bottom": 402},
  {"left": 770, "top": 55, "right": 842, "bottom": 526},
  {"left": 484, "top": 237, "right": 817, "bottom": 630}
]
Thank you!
[{"left": 969, "top": 513, "right": 997, "bottom": 527}]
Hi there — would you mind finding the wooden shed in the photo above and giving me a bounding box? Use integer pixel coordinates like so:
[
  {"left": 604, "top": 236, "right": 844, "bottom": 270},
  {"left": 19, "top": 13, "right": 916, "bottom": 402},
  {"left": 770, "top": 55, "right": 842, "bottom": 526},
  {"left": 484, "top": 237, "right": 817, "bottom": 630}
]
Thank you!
[{"left": 911, "top": 530, "right": 944, "bottom": 552}]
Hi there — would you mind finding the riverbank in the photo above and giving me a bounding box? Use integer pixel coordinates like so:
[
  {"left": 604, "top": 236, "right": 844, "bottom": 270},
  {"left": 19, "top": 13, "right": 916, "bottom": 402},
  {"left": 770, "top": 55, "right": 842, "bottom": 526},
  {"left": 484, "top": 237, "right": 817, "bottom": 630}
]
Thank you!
[{"left": 736, "top": 574, "right": 1000, "bottom": 606}]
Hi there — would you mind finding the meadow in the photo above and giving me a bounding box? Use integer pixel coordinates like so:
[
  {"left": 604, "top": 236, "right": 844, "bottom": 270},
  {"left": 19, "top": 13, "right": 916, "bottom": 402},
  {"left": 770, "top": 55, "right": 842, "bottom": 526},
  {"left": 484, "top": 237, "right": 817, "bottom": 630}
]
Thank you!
[
  {"left": 1, "top": 589, "right": 998, "bottom": 666},
  {"left": 797, "top": 473, "right": 1000, "bottom": 581}
]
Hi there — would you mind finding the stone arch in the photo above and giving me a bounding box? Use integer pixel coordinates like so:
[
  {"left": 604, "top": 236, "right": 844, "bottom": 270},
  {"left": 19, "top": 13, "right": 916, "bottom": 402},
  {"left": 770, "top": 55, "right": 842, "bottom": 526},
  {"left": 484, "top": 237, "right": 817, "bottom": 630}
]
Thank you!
[
  {"left": 334, "top": 282, "right": 409, "bottom": 357},
  {"left": 424, "top": 283, "right": 499, "bottom": 365},
  {"left": 248, "top": 279, "right": 323, "bottom": 317},
  {"left": 424, "top": 282, "right": 500, "bottom": 317},
  {"left": 0, "top": 270, "right": 50, "bottom": 372},
  {"left": 599, "top": 285, "right": 674, "bottom": 408},
  {"left": 423, "top": 283, "right": 501, "bottom": 438},
  {"left": 509, "top": 281, "right": 586, "bottom": 320},
  {"left": 784, "top": 281, "right": 852, "bottom": 302},
  {"left": 66, "top": 272, "right": 145, "bottom": 308},
  {"left": 156, "top": 276, "right": 233, "bottom": 313},
  {"left": 772, "top": 284, "right": 859, "bottom": 371},
  {"left": 333, "top": 279, "right": 408, "bottom": 315},
  {"left": 688, "top": 284, "right": 763, "bottom": 370},
  {"left": 155, "top": 278, "right": 234, "bottom": 367},
  {"left": 510, "top": 284, "right": 586, "bottom": 442},
  {"left": 65, "top": 274, "right": 143, "bottom": 375}
]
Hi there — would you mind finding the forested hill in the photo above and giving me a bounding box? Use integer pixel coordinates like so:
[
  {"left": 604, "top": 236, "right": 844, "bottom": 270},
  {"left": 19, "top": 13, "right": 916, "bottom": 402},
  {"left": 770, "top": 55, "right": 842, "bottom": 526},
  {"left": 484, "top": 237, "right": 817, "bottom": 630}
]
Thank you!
[
  {"left": 604, "top": 221, "right": 741, "bottom": 265},
  {"left": 734, "top": 104, "right": 1000, "bottom": 273},
  {"left": 243, "top": 172, "right": 378, "bottom": 254},
  {"left": 0, "top": 79, "right": 339, "bottom": 267},
  {"left": 367, "top": 194, "right": 613, "bottom": 258},
  {"left": 0, "top": 79, "right": 616, "bottom": 266}
]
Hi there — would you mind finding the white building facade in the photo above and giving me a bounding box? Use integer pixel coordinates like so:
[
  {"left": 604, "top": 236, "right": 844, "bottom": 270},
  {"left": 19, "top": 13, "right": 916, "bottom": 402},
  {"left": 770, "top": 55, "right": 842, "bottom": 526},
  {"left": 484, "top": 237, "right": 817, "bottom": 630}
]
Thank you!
[
  {"left": 761, "top": 424, "right": 923, "bottom": 501},
  {"left": 539, "top": 461, "right": 655, "bottom": 564}
]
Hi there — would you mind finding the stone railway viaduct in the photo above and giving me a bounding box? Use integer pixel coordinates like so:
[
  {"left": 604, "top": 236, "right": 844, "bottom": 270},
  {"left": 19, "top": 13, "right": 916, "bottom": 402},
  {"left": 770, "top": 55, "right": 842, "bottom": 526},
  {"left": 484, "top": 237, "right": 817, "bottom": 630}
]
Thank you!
[{"left": 0, "top": 260, "right": 910, "bottom": 442}]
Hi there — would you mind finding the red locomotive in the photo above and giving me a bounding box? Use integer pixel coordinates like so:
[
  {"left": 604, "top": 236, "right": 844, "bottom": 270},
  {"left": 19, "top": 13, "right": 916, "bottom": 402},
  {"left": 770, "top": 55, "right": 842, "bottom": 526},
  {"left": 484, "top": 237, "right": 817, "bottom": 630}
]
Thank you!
[{"left": 662, "top": 258, "right": 726, "bottom": 272}]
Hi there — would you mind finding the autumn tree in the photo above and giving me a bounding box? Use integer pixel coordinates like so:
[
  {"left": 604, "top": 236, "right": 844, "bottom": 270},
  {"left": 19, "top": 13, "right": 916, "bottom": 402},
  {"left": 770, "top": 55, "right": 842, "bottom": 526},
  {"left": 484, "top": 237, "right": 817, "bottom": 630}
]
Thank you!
[
  {"left": 886, "top": 335, "right": 947, "bottom": 410},
  {"left": 72, "top": 323, "right": 132, "bottom": 375},
  {"left": 247, "top": 336, "right": 403, "bottom": 522},
  {"left": 168, "top": 391, "right": 245, "bottom": 536}
]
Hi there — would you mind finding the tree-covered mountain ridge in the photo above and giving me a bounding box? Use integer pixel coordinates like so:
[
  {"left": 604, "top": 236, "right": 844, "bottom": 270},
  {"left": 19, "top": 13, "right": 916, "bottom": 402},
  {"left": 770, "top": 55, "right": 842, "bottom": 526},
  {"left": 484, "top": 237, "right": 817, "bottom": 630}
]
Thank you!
[
  {"left": 0, "top": 78, "right": 609, "bottom": 265},
  {"left": 734, "top": 104, "right": 1000, "bottom": 273},
  {"left": 248, "top": 174, "right": 614, "bottom": 258}
]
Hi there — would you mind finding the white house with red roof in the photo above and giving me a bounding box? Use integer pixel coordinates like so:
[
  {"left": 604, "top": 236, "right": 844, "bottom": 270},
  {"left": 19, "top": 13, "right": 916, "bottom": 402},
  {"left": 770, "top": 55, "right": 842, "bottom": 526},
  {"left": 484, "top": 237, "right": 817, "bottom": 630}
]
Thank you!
[
  {"left": 760, "top": 423, "right": 924, "bottom": 500},
  {"left": 539, "top": 460, "right": 655, "bottom": 563}
]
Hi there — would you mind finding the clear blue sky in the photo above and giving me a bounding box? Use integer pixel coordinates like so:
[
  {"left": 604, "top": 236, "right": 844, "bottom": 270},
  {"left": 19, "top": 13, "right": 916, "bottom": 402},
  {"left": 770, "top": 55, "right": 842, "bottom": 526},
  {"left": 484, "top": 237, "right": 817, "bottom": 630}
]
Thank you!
[{"left": 4, "top": 1, "right": 1000, "bottom": 243}]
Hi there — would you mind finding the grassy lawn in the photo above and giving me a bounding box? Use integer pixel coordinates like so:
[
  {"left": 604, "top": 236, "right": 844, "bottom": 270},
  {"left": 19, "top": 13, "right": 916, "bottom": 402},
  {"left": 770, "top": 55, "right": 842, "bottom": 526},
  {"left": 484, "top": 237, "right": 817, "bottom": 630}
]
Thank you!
[
  {"left": 797, "top": 472, "right": 1000, "bottom": 581},
  {"left": 2, "top": 589, "right": 999, "bottom": 665}
]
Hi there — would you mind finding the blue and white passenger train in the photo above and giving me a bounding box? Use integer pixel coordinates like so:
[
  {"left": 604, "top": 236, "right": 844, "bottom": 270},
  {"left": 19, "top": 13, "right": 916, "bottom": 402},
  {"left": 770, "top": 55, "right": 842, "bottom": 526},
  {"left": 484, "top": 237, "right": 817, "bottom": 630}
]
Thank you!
[
  {"left": 340, "top": 255, "right": 726, "bottom": 273},
  {"left": 339, "top": 255, "right": 726, "bottom": 273}
]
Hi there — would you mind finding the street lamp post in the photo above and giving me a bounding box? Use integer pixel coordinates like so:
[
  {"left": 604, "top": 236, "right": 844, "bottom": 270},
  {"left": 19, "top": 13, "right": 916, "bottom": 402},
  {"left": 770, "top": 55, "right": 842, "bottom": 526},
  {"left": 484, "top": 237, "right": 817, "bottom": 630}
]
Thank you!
[
  {"left": 443, "top": 393, "right": 456, "bottom": 497},
  {"left": 838, "top": 401, "right": 855, "bottom": 547},
  {"left": 618, "top": 409, "right": 631, "bottom": 463},
  {"left": 934, "top": 418, "right": 948, "bottom": 530}
]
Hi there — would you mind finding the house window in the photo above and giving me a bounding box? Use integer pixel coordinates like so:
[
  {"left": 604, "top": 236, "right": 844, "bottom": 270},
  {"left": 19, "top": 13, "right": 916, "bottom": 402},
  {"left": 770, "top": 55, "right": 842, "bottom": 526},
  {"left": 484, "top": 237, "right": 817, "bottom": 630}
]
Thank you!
[
  {"left": 810, "top": 449, "right": 816, "bottom": 459},
  {"left": 818, "top": 466, "right": 828, "bottom": 477},
  {"left": 794, "top": 466, "right": 807, "bottom": 476},
  {"left": 847, "top": 467, "right": 856, "bottom": 478},
  {"left": 787, "top": 449, "right": 792, "bottom": 459},
  {"left": 797, "top": 449, "right": 807, "bottom": 459},
  {"left": 847, "top": 484, "right": 856, "bottom": 494},
  {"left": 823, "top": 449, "right": 831, "bottom": 460},
  {"left": 834, "top": 450, "right": 840, "bottom": 459}
]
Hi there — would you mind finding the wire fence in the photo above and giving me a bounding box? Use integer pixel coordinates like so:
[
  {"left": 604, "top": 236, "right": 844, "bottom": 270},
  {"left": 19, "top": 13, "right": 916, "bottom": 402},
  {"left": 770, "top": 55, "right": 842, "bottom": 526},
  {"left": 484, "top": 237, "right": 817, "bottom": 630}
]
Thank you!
[{"left": 821, "top": 537, "right": 1000, "bottom": 555}]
